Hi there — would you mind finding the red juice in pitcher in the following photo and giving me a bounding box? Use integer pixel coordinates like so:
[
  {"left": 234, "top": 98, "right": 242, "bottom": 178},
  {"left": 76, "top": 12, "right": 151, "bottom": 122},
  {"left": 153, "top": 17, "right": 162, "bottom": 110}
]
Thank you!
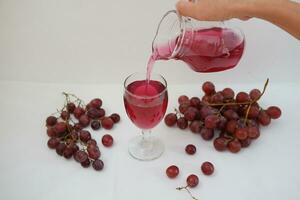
[{"left": 147, "top": 27, "right": 245, "bottom": 81}]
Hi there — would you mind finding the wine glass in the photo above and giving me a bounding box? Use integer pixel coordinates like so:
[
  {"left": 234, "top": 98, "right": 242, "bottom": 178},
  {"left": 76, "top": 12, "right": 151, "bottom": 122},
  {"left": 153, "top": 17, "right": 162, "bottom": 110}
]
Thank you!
[{"left": 123, "top": 72, "right": 168, "bottom": 161}]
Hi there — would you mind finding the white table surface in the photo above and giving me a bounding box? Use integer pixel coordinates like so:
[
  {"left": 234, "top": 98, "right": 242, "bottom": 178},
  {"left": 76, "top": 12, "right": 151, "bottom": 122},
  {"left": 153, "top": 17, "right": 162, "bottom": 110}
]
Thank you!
[{"left": 0, "top": 81, "right": 299, "bottom": 200}]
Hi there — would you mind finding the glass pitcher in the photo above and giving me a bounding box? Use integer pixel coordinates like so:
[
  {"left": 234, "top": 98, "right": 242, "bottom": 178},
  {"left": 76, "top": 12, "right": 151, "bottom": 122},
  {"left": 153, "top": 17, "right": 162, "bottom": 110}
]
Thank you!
[{"left": 151, "top": 10, "right": 245, "bottom": 73}]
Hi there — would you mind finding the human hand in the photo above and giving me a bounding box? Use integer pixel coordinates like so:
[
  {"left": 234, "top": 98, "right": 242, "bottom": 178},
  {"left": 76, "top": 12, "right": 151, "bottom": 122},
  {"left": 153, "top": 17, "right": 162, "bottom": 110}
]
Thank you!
[
  {"left": 176, "top": 0, "right": 254, "bottom": 21},
  {"left": 176, "top": 0, "right": 300, "bottom": 39}
]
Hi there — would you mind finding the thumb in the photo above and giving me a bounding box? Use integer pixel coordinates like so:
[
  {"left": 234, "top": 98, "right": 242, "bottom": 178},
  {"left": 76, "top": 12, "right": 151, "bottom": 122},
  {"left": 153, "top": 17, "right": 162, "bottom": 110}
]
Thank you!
[{"left": 176, "top": 0, "right": 199, "bottom": 19}]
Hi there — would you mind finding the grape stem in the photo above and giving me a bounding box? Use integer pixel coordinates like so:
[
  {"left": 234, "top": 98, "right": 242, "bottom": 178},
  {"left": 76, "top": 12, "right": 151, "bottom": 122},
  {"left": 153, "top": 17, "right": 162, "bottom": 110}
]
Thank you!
[
  {"left": 207, "top": 79, "right": 269, "bottom": 125},
  {"left": 174, "top": 108, "right": 183, "bottom": 118},
  {"left": 244, "top": 79, "right": 269, "bottom": 125},
  {"left": 217, "top": 104, "right": 227, "bottom": 116},
  {"left": 62, "top": 92, "right": 86, "bottom": 107},
  {"left": 50, "top": 110, "right": 61, "bottom": 117},
  {"left": 176, "top": 186, "right": 198, "bottom": 200}
]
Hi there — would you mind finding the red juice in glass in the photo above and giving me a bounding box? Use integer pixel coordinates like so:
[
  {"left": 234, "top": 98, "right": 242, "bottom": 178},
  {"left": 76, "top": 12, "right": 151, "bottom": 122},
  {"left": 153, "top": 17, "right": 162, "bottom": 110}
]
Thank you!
[{"left": 124, "top": 80, "right": 168, "bottom": 130}]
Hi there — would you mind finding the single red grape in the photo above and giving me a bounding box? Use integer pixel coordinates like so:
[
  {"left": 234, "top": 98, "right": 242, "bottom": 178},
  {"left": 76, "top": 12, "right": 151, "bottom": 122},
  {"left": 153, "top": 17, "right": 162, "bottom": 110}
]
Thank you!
[
  {"left": 73, "top": 107, "right": 85, "bottom": 119},
  {"left": 205, "top": 115, "right": 220, "bottom": 129},
  {"left": 67, "top": 102, "right": 76, "bottom": 113},
  {"left": 249, "top": 89, "right": 261, "bottom": 100},
  {"left": 179, "top": 103, "right": 190, "bottom": 114},
  {"left": 81, "top": 158, "right": 91, "bottom": 168},
  {"left": 110, "top": 113, "right": 121, "bottom": 123},
  {"left": 46, "top": 116, "right": 57, "bottom": 127},
  {"left": 177, "top": 117, "right": 188, "bottom": 129},
  {"left": 92, "top": 159, "right": 104, "bottom": 171},
  {"left": 87, "top": 108, "right": 102, "bottom": 119},
  {"left": 202, "top": 81, "right": 215, "bottom": 95},
  {"left": 222, "top": 88, "right": 235, "bottom": 100},
  {"left": 236, "top": 92, "right": 250, "bottom": 103},
  {"left": 74, "top": 123, "right": 83, "bottom": 131},
  {"left": 98, "top": 108, "right": 106, "bottom": 118},
  {"left": 164, "top": 113, "right": 177, "bottom": 127},
  {"left": 87, "top": 139, "right": 97, "bottom": 147},
  {"left": 101, "top": 117, "right": 114, "bottom": 130},
  {"left": 217, "top": 116, "right": 227, "bottom": 130},
  {"left": 47, "top": 128, "right": 57, "bottom": 138},
  {"left": 266, "top": 106, "right": 281, "bottom": 119},
  {"left": 91, "top": 120, "right": 101, "bottom": 130},
  {"left": 63, "top": 147, "right": 74, "bottom": 159},
  {"left": 234, "top": 128, "right": 248, "bottom": 140},
  {"left": 47, "top": 138, "right": 60, "bottom": 149},
  {"left": 178, "top": 95, "right": 190, "bottom": 105},
  {"left": 199, "top": 106, "right": 214, "bottom": 120},
  {"left": 189, "top": 120, "right": 202, "bottom": 133},
  {"left": 185, "top": 144, "right": 196, "bottom": 155},
  {"left": 240, "top": 137, "right": 251, "bottom": 148},
  {"left": 60, "top": 111, "right": 70, "bottom": 120},
  {"left": 54, "top": 122, "right": 67, "bottom": 137},
  {"left": 79, "top": 130, "right": 91, "bottom": 143},
  {"left": 79, "top": 114, "right": 90, "bottom": 127},
  {"left": 87, "top": 145, "right": 101, "bottom": 160},
  {"left": 211, "top": 92, "right": 224, "bottom": 104},
  {"left": 70, "top": 144, "right": 79, "bottom": 154},
  {"left": 228, "top": 140, "right": 242, "bottom": 153},
  {"left": 166, "top": 165, "right": 179, "bottom": 178},
  {"left": 184, "top": 107, "right": 199, "bottom": 121},
  {"left": 102, "top": 134, "right": 113, "bottom": 147},
  {"left": 223, "top": 109, "right": 239, "bottom": 120},
  {"left": 186, "top": 174, "right": 199, "bottom": 188},
  {"left": 248, "top": 126, "right": 260, "bottom": 139},
  {"left": 247, "top": 105, "right": 260, "bottom": 119},
  {"left": 258, "top": 110, "right": 271, "bottom": 126},
  {"left": 201, "top": 162, "right": 214, "bottom": 175},
  {"left": 74, "top": 150, "right": 88, "bottom": 163},
  {"left": 226, "top": 120, "right": 237, "bottom": 134},
  {"left": 190, "top": 97, "right": 201, "bottom": 108},
  {"left": 56, "top": 143, "right": 66, "bottom": 156},
  {"left": 200, "top": 128, "right": 214, "bottom": 140},
  {"left": 90, "top": 98, "right": 102, "bottom": 108},
  {"left": 213, "top": 137, "right": 227, "bottom": 151}
]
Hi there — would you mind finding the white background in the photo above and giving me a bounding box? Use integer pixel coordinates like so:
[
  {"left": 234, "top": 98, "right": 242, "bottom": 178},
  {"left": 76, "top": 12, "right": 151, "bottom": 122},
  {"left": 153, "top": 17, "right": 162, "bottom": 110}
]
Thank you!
[{"left": 0, "top": 0, "right": 300, "bottom": 200}]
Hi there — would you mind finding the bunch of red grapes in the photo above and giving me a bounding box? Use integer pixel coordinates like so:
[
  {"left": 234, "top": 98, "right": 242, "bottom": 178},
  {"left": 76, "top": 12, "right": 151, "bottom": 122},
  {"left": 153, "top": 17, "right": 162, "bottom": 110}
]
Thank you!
[
  {"left": 45, "top": 93, "right": 120, "bottom": 171},
  {"left": 164, "top": 80, "right": 282, "bottom": 153}
]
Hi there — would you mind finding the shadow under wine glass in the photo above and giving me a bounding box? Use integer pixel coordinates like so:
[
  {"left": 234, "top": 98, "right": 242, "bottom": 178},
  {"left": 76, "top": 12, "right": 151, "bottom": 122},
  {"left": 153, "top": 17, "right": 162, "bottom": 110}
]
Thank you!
[{"left": 123, "top": 72, "right": 168, "bottom": 161}]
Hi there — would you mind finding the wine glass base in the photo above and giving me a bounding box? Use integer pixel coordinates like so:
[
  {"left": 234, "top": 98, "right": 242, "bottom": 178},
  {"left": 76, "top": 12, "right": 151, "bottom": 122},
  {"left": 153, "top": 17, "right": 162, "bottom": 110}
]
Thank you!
[{"left": 128, "top": 135, "right": 164, "bottom": 161}]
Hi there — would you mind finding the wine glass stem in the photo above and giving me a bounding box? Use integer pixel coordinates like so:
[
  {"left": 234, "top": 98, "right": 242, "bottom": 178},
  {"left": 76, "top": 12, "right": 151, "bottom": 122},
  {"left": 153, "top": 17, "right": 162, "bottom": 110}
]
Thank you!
[{"left": 141, "top": 129, "right": 153, "bottom": 150}]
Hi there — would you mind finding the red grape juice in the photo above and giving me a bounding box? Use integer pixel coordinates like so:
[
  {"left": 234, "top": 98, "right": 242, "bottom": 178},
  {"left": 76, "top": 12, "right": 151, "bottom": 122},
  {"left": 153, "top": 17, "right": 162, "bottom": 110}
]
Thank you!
[
  {"left": 147, "top": 27, "right": 245, "bottom": 80},
  {"left": 124, "top": 80, "right": 168, "bottom": 130}
]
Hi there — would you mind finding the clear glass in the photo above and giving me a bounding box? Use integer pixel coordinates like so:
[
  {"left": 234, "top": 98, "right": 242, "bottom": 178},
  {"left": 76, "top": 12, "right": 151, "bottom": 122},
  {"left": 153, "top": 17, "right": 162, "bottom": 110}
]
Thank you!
[
  {"left": 123, "top": 72, "right": 168, "bottom": 161},
  {"left": 152, "top": 10, "right": 245, "bottom": 73}
]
